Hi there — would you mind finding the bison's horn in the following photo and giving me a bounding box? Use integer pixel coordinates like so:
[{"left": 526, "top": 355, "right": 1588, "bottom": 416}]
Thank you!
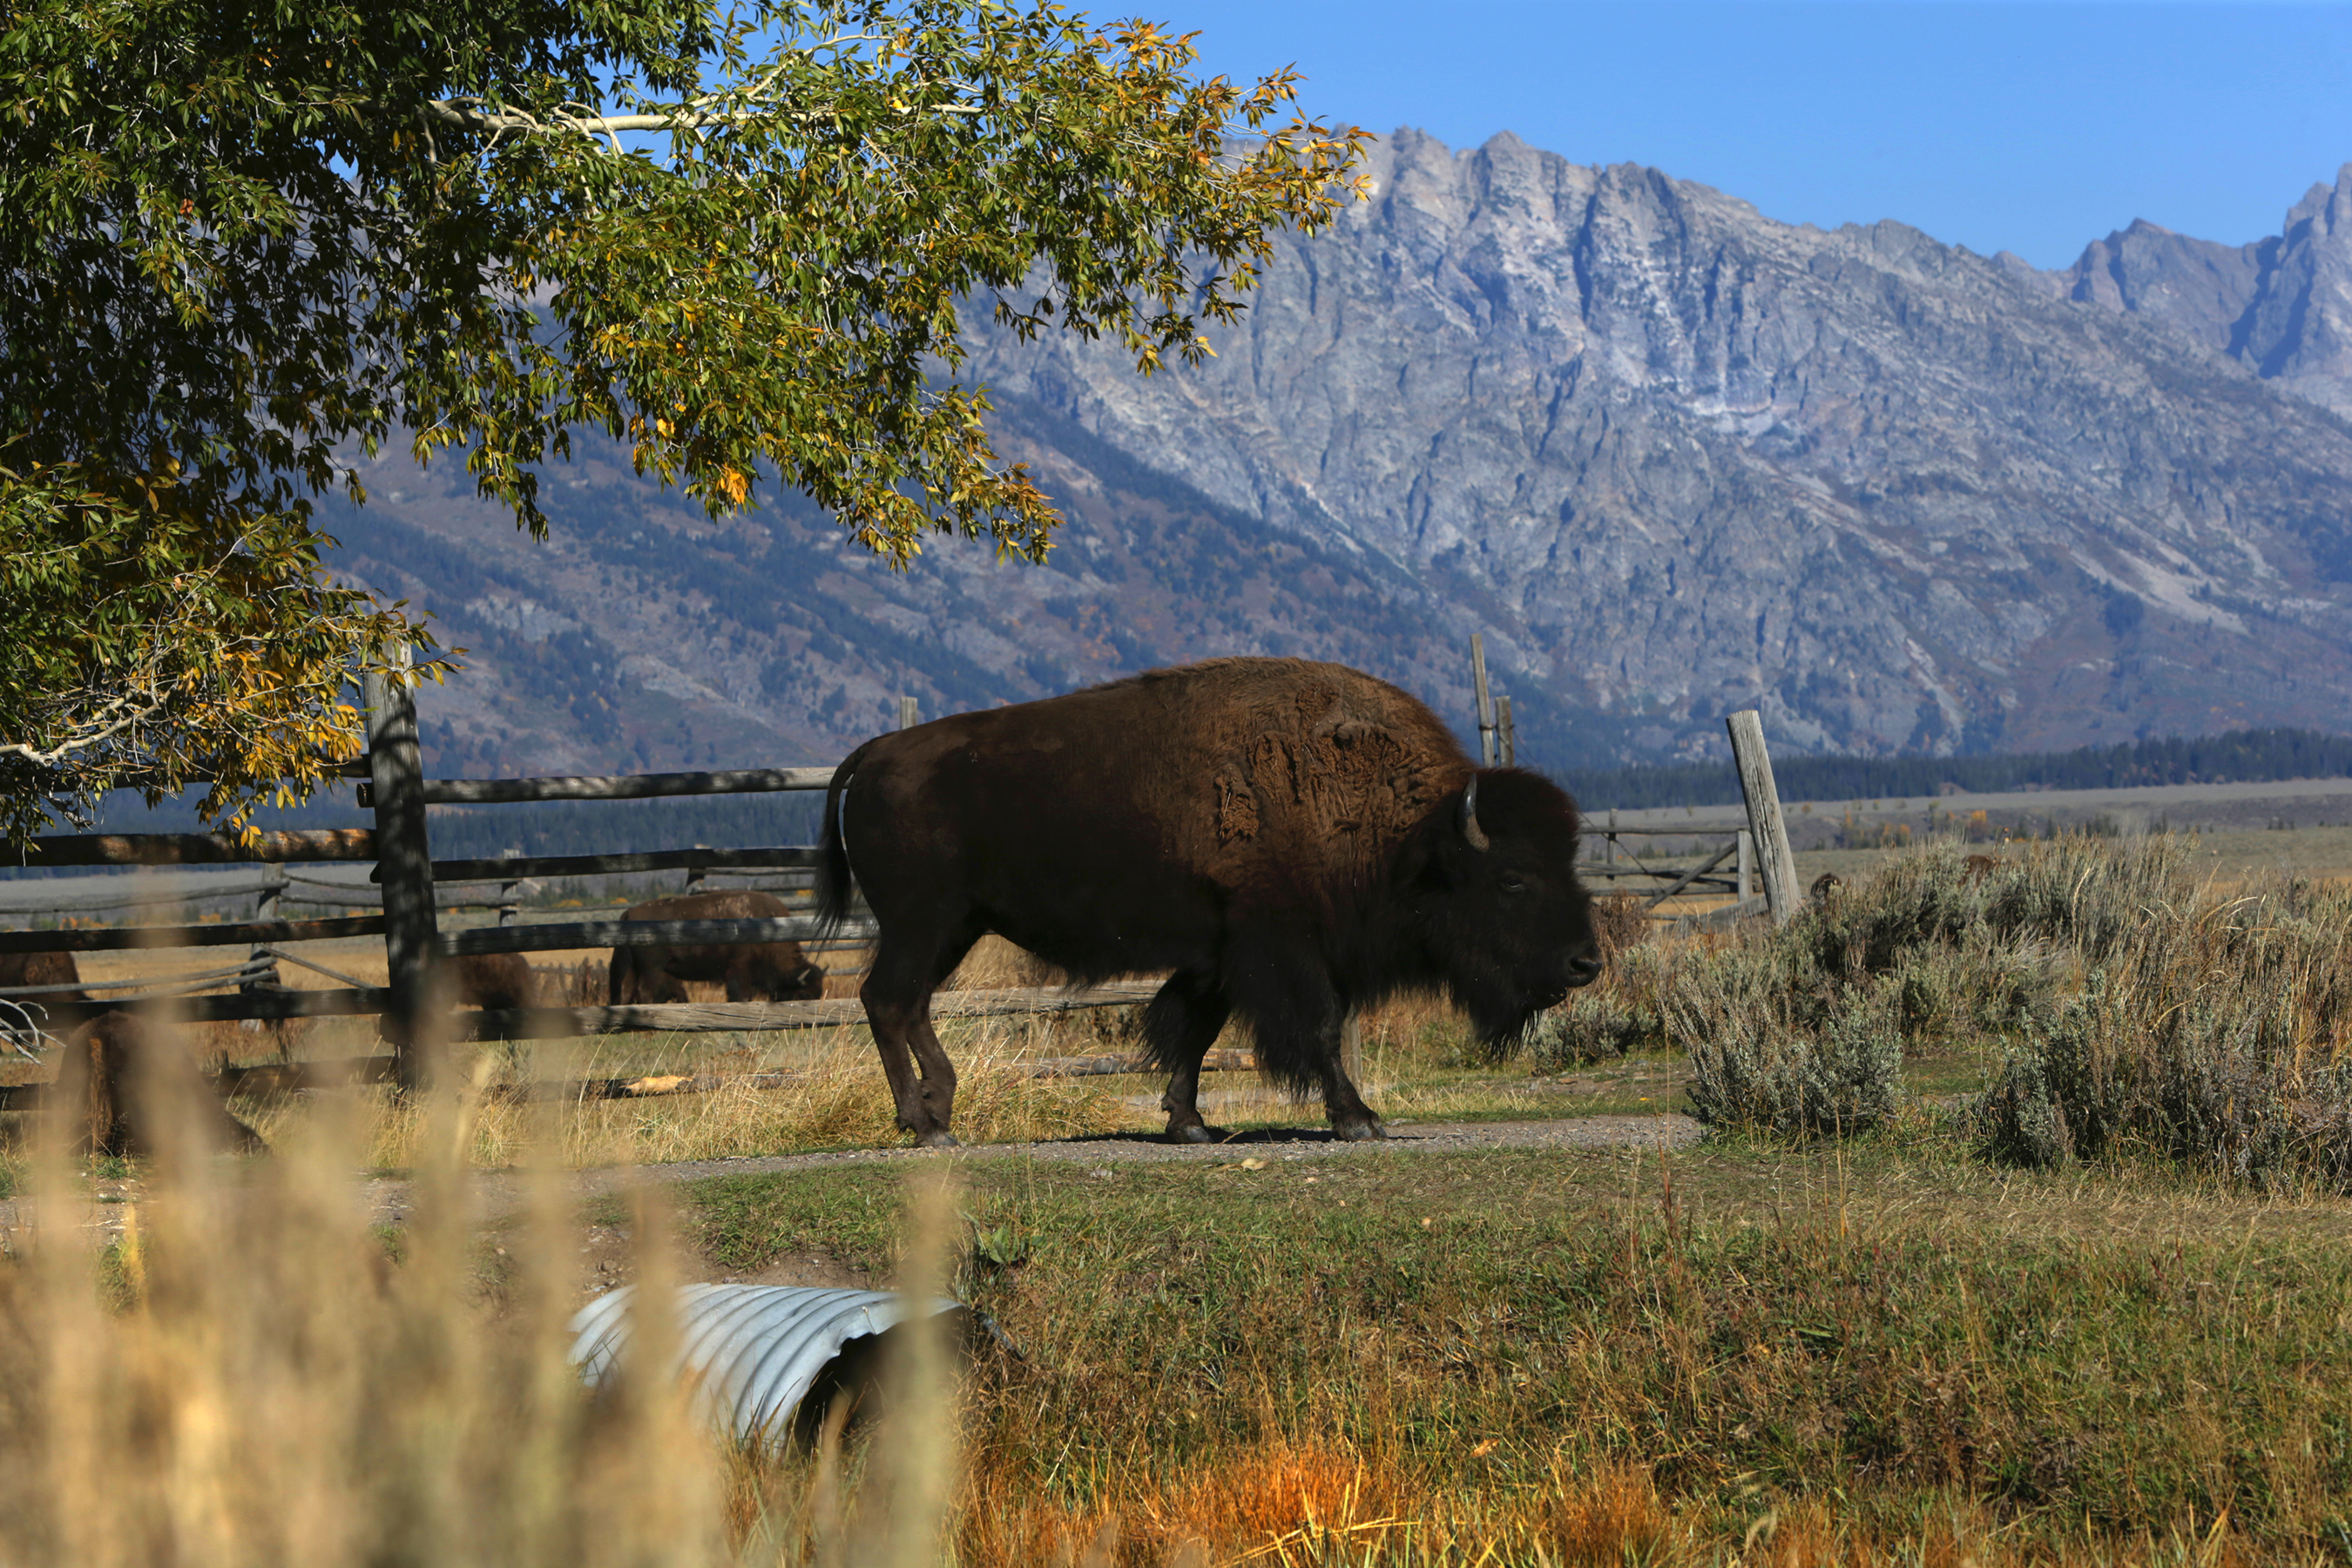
[{"left": 1460, "top": 779, "right": 1490, "bottom": 852}]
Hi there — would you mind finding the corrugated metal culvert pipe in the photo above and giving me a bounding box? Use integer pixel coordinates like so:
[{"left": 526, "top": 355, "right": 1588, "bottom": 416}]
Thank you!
[{"left": 567, "top": 1283, "right": 977, "bottom": 1445}]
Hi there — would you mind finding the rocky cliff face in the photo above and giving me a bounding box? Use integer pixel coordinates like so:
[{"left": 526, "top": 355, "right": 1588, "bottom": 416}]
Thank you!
[
  {"left": 960, "top": 130, "right": 2352, "bottom": 760},
  {"left": 2053, "top": 164, "right": 2352, "bottom": 416},
  {"left": 331, "top": 130, "right": 2352, "bottom": 775}
]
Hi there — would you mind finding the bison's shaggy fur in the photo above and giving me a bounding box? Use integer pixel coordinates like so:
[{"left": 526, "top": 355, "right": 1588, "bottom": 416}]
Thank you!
[
  {"left": 820, "top": 658, "right": 1600, "bottom": 1146},
  {"left": 606, "top": 891, "right": 827, "bottom": 1005}
]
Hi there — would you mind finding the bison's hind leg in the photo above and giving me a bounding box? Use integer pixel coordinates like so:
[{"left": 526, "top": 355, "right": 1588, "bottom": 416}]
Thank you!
[
  {"left": 860, "top": 918, "right": 983, "bottom": 1146},
  {"left": 1144, "top": 970, "right": 1231, "bottom": 1144}
]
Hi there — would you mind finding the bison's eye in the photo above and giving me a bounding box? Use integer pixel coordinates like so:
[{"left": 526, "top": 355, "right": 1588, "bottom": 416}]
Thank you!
[{"left": 1499, "top": 872, "right": 1529, "bottom": 896}]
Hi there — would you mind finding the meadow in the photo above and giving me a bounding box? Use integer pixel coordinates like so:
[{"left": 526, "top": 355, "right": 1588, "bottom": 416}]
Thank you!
[{"left": 3, "top": 833, "right": 2349, "bottom": 1565}]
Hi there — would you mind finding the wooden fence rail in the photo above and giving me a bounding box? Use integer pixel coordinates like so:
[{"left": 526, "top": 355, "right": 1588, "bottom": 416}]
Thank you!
[
  {"left": 414, "top": 846, "right": 825, "bottom": 882},
  {"left": 439, "top": 916, "right": 874, "bottom": 959},
  {"left": 0, "top": 916, "right": 388, "bottom": 955},
  {"left": 11, "top": 829, "right": 379, "bottom": 868},
  {"left": 356, "top": 765, "right": 836, "bottom": 808}
]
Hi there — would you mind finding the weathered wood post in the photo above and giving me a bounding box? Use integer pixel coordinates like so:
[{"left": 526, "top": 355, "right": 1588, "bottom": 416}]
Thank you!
[
  {"left": 1726, "top": 711, "right": 1801, "bottom": 924},
  {"left": 1496, "top": 694, "right": 1516, "bottom": 767},
  {"left": 898, "top": 695, "right": 920, "bottom": 731},
  {"left": 365, "top": 643, "right": 438, "bottom": 1087},
  {"left": 1606, "top": 807, "right": 1619, "bottom": 866},
  {"left": 244, "top": 874, "right": 285, "bottom": 992},
  {"left": 1736, "top": 828, "right": 1754, "bottom": 903},
  {"left": 1470, "top": 635, "right": 1497, "bottom": 767},
  {"left": 497, "top": 848, "right": 523, "bottom": 929}
]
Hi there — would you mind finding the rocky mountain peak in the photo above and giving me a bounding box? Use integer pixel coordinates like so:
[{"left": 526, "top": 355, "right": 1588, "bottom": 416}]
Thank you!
[{"left": 2055, "top": 160, "right": 2352, "bottom": 414}]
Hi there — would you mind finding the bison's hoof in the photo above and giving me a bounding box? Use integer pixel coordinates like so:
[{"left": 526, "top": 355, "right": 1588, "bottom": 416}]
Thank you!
[
  {"left": 1165, "top": 1121, "right": 1218, "bottom": 1145},
  {"left": 1333, "top": 1119, "right": 1387, "bottom": 1142},
  {"left": 916, "top": 1130, "right": 962, "bottom": 1149}
]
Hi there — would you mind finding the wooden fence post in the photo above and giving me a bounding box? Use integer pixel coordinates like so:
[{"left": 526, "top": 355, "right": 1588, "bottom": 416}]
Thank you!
[
  {"left": 1470, "top": 635, "right": 1497, "bottom": 767},
  {"left": 244, "top": 874, "right": 285, "bottom": 994},
  {"left": 1496, "top": 694, "right": 1516, "bottom": 767},
  {"left": 1726, "top": 711, "right": 1801, "bottom": 924},
  {"left": 897, "top": 695, "right": 920, "bottom": 731},
  {"left": 1736, "top": 828, "right": 1754, "bottom": 903},
  {"left": 366, "top": 644, "right": 438, "bottom": 1086}
]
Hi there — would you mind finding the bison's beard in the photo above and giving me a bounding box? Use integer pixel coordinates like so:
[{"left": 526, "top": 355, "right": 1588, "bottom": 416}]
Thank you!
[{"left": 1456, "top": 979, "right": 1562, "bottom": 1050}]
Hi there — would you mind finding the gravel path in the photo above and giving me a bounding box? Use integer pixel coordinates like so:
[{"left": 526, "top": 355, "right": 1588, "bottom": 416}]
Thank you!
[{"left": 363, "top": 1112, "right": 1704, "bottom": 1227}]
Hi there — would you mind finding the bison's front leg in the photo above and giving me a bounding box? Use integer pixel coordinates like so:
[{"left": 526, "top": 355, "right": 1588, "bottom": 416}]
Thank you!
[
  {"left": 1316, "top": 1011, "right": 1386, "bottom": 1142},
  {"left": 1144, "top": 970, "right": 1230, "bottom": 1143},
  {"left": 1233, "top": 938, "right": 1384, "bottom": 1141}
]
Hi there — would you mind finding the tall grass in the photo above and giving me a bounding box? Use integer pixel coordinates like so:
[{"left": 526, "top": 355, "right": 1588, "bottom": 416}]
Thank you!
[
  {"left": 0, "top": 1053, "right": 995, "bottom": 1568},
  {"left": 0, "top": 1079, "right": 743, "bottom": 1567},
  {"left": 695, "top": 1148, "right": 2352, "bottom": 1565}
]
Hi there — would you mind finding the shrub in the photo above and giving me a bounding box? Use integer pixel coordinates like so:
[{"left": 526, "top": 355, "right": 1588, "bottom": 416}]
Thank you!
[
  {"left": 1977, "top": 915, "right": 2352, "bottom": 1192},
  {"left": 1682, "top": 977, "right": 1906, "bottom": 1137}
]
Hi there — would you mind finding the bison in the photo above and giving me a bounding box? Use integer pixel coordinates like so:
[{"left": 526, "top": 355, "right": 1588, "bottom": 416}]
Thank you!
[
  {"left": 50, "top": 1010, "right": 268, "bottom": 1159},
  {"left": 816, "top": 657, "right": 1602, "bottom": 1147},
  {"left": 449, "top": 951, "right": 540, "bottom": 1011},
  {"left": 606, "top": 891, "right": 828, "bottom": 1004}
]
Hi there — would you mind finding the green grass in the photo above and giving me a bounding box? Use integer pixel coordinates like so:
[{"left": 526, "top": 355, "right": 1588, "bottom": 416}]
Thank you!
[{"left": 679, "top": 1141, "right": 2352, "bottom": 1562}]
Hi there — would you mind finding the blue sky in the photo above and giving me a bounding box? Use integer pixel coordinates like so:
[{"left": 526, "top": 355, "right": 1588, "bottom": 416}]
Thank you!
[{"left": 1161, "top": 1, "right": 2352, "bottom": 268}]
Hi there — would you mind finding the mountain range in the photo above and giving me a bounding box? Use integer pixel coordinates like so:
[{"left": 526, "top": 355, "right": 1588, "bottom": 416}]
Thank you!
[{"left": 322, "top": 130, "right": 2352, "bottom": 776}]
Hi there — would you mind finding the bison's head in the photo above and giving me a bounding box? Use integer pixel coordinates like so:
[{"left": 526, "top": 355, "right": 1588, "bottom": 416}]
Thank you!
[{"left": 1406, "top": 768, "right": 1600, "bottom": 1044}]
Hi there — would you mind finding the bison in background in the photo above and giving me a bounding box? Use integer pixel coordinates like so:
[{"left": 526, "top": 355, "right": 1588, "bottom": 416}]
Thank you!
[
  {"left": 818, "top": 657, "right": 1602, "bottom": 1147},
  {"left": 3, "top": 953, "right": 263, "bottom": 1156},
  {"left": 51, "top": 1010, "right": 267, "bottom": 1159},
  {"left": 607, "top": 890, "right": 827, "bottom": 1004},
  {"left": 449, "top": 951, "right": 540, "bottom": 1011}
]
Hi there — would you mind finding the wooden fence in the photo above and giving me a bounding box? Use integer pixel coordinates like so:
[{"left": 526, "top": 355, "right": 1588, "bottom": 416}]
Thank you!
[
  {"left": 0, "top": 652, "right": 1144, "bottom": 1089},
  {"left": 1463, "top": 639, "right": 1797, "bottom": 925},
  {"left": 4, "top": 637, "right": 1807, "bottom": 1091}
]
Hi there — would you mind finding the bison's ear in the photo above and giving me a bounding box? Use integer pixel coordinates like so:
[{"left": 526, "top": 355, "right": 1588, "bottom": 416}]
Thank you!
[{"left": 1460, "top": 779, "right": 1491, "bottom": 853}]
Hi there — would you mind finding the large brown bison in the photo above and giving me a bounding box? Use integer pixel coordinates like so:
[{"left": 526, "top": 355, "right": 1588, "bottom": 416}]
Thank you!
[
  {"left": 606, "top": 890, "right": 827, "bottom": 1004},
  {"left": 817, "top": 657, "right": 1601, "bottom": 1147}
]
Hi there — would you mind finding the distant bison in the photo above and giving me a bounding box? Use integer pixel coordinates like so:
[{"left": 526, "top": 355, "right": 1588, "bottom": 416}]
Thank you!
[
  {"left": 51, "top": 1010, "right": 267, "bottom": 1159},
  {"left": 606, "top": 891, "right": 827, "bottom": 1004},
  {"left": 818, "top": 657, "right": 1602, "bottom": 1147},
  {"left": 449, "top": 951, "right": 540, "bottom": 1011}
]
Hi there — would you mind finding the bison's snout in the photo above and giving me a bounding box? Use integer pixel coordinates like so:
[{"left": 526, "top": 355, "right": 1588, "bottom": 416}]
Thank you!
[{"left": 1564, "top": 945, "right": 1603, "bottom": 990}]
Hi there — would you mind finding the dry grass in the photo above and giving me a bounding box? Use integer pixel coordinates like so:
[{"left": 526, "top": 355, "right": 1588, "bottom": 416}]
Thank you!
[{"left": 234, "top": 1018, "right": 1159, "bottom": 1172}]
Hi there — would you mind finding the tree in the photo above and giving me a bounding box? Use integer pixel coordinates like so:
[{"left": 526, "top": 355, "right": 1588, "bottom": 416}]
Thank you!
[{"left": 0, "top": 0, "right": 1366, "bottom": 844}]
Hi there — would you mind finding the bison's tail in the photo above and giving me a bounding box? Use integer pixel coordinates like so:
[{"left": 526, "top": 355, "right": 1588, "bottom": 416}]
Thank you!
[{"left": 815, "top": 740, "right": 877, "bottom": 936}]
